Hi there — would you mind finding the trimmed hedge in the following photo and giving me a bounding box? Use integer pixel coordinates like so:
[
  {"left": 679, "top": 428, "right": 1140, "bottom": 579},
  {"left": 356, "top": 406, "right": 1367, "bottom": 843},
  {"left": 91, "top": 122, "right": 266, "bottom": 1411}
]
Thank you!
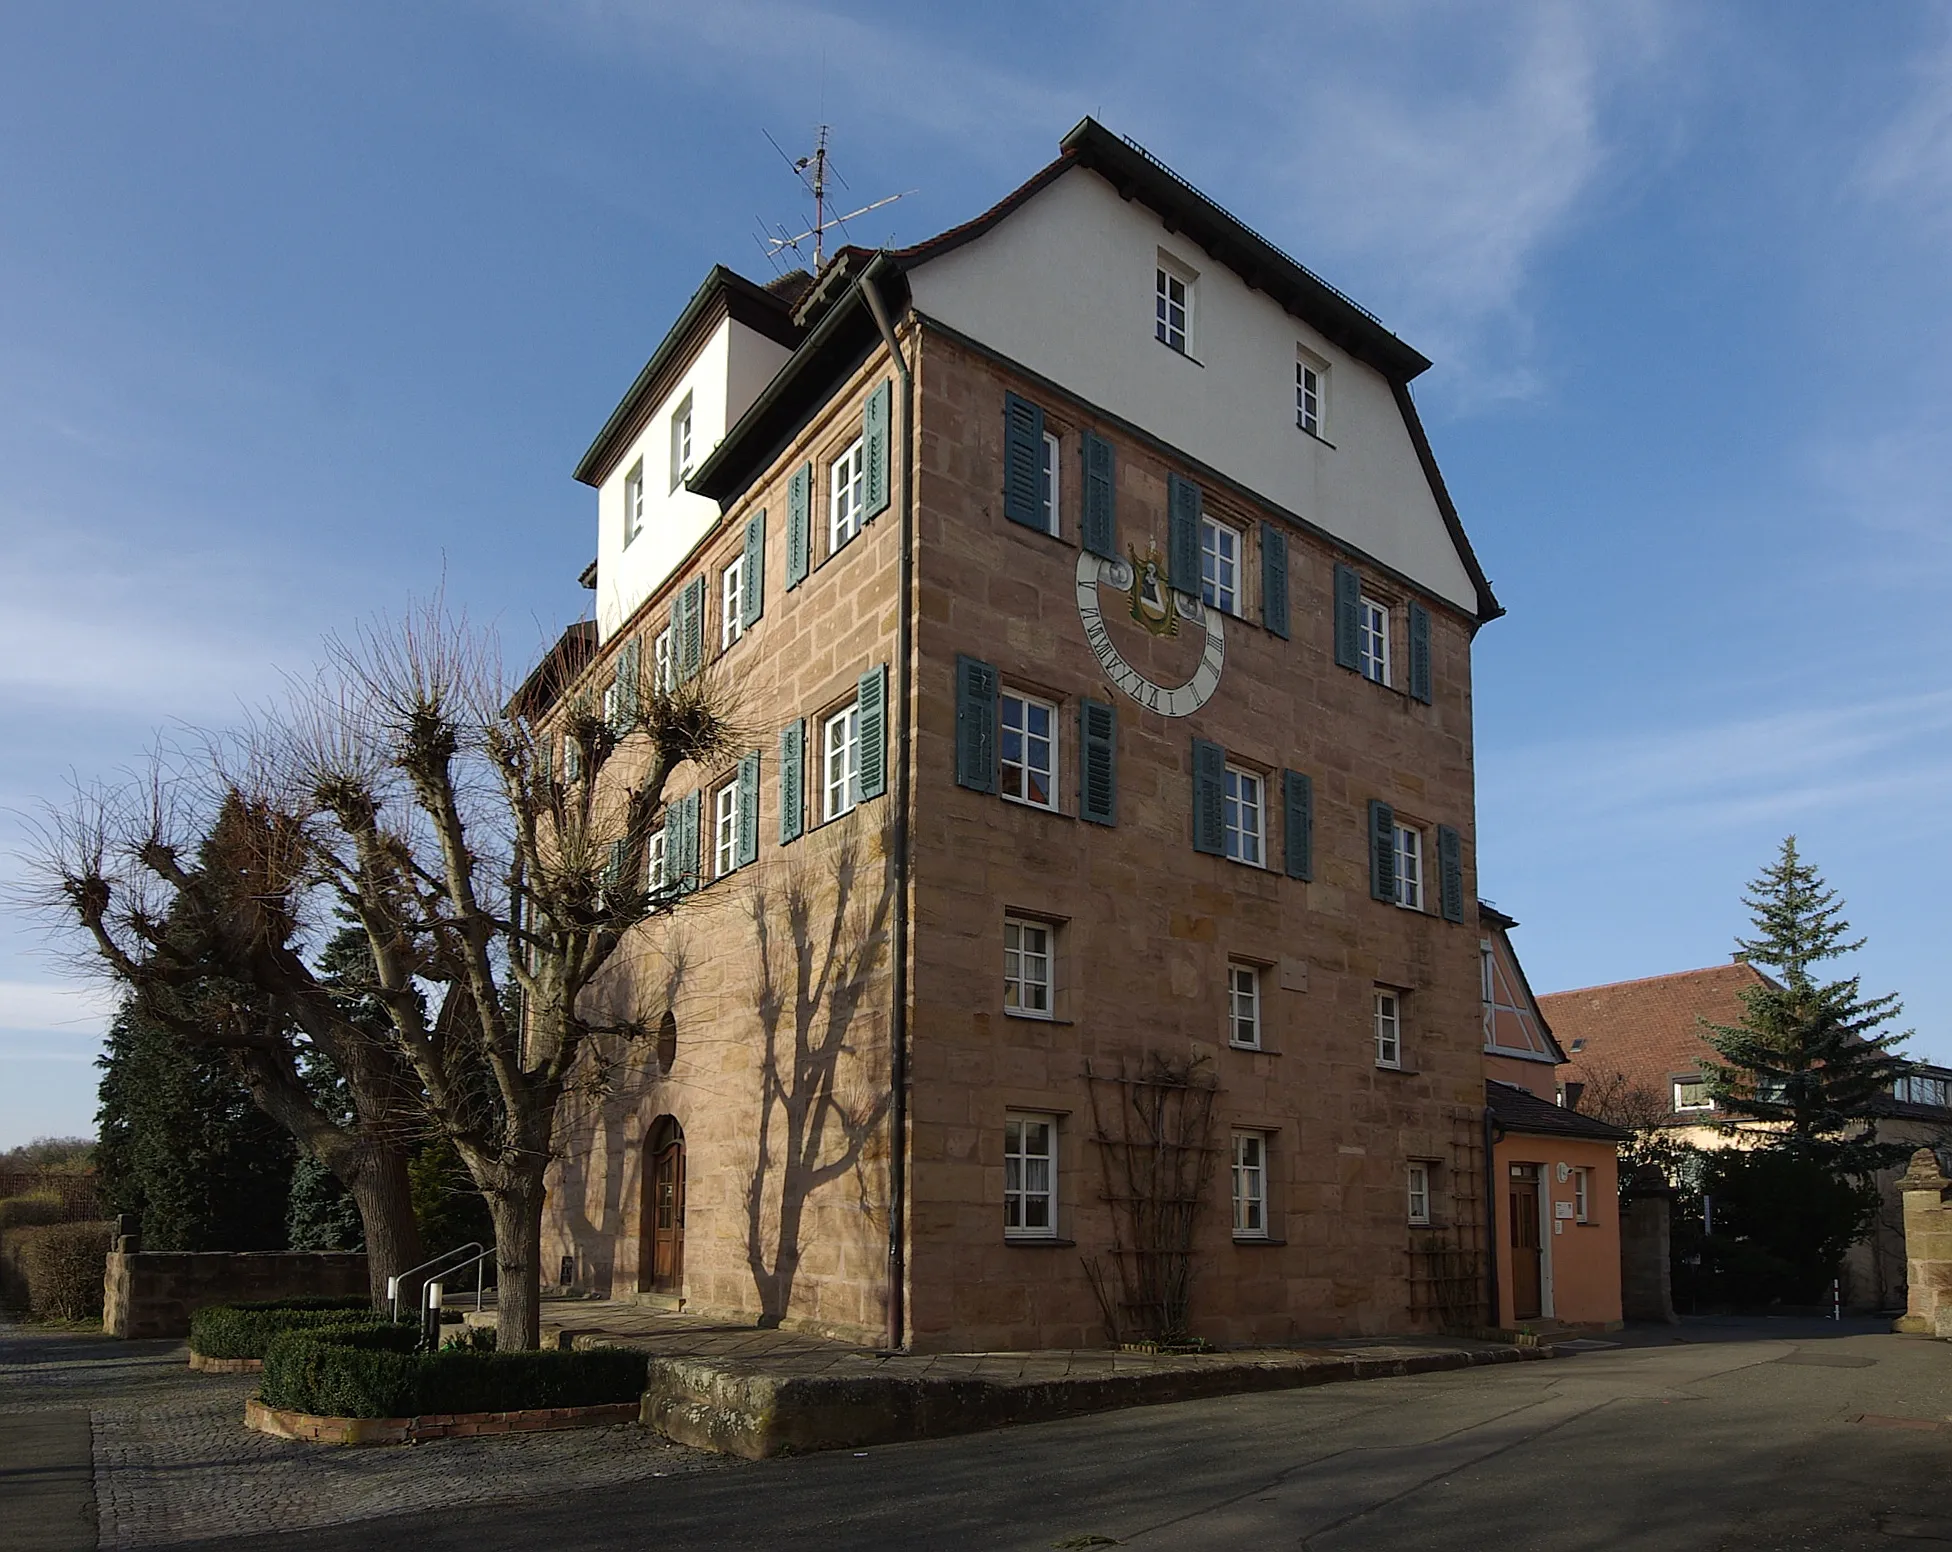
[
  {"left": 260, "top": 1325, "right": 649, "bottom": 1419},
  {"left": 189, "top": 1298, "right": 381, "bottom": 1360},
  {"left": 0, "top": 1192, "right": 68, "bottom": 1232},
  {"left": 4, "top": 1220, "right": 114, "bottom": 1321}
]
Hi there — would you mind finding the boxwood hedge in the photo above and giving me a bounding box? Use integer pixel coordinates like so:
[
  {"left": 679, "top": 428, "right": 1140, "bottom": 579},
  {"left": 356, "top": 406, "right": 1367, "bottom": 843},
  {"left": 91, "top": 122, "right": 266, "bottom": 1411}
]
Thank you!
[
  {"left": 188, "top": 1297, "right": 379, "bottom": 1360},
  {"left": 259, "top": 1325, "right": 649, "bottom": 1419}
]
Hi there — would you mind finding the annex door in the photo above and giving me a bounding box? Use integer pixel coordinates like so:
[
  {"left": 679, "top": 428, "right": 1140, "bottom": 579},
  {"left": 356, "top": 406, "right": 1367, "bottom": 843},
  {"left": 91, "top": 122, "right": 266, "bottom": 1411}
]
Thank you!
[
  {"left": 647, "top": 1118, "right": 685, "bottom": 1297},
  {"left": 1509, "top": 1164, "right": 1543, "bottom": 1321}
]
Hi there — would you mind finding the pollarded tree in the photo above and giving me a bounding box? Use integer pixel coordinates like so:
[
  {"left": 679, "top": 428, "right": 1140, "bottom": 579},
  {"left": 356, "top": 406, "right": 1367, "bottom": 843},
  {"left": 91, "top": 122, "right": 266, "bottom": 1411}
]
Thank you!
[
  {"left": 1700, "top": 837, "right": 1912, "bottom": 1173},
  {"left": 36, "top": 604, "right": 739, "bottom": 1348}
]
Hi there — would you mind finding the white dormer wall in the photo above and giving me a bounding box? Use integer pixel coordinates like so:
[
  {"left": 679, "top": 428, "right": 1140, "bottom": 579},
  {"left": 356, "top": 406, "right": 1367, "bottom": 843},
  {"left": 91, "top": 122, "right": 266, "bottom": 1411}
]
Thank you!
[
  {"left": 595, "top": 317, "right": 793, "bottom": 640},
  {"left": 904, "top": 168, "right": 1478, "bottom": 613}
]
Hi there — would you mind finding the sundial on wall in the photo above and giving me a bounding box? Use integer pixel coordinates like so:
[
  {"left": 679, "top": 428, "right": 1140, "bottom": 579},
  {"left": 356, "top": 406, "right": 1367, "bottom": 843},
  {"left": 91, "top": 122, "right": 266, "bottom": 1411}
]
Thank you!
[{"left": 1074, "top": 542, "right": 1225, "bottom": 717}]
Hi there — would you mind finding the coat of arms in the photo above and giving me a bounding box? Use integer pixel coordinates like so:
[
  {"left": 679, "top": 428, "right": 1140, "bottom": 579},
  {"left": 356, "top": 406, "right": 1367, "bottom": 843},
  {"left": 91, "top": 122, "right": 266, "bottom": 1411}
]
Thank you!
[{"left": 1125, "top": 543, "right": 1179, "bottom": 638}]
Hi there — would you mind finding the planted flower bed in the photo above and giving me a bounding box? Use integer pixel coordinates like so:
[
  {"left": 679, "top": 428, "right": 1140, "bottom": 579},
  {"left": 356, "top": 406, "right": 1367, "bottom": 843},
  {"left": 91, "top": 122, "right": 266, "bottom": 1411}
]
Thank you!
[
  {"left": 187, "top": 1296, "right": 378, "bottom": 1371},
  {"left": 245, "top": 1324, "right": 650, "bottom": 1445}
]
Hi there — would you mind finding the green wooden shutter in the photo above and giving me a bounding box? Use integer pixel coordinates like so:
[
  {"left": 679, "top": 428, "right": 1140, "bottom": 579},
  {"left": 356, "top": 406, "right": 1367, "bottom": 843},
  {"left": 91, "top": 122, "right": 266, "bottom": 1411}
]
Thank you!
[
  {"left": 668, "top": 589, "right": 686, "bottom": 672},
  {"left": 678, "top": 791, "right": 701, "bottom": 894},
  {"left": 1282, "top": 769, "right": 1313, "bottom": 881},
  {"left": 604, "top": 837, "right": 628, "bottom": 890},
  {"left": 786, "top": 463, "right": 812, "bottom": 588},
  {"left": 864, "top": 381, "right": 892, "bottom": 522},
  {"left": 955, "top": 655, "right": 998, "bottom": 794},
  {"left": 1168, "top": 474, "right": 1202, "bottom": 594},
  {"left": 737, "top": 751, "right": 761, "bottom": 867},
  {"left": 1409, "top": 602, "right": 1432, "bottom": 704},
  {"left": 1261, "top": 523, "right": 1290, "bottom": 640},
  {"left": 1438, "top": 823, "right": 1464, "bottom": 923},
  {"left": 779, "top": 720, "right": 805, "bottom": 845},
  {"left": 565, "top": 730, "right": 582, "bottom": 784},
  {"left": 1368, "top": 799, "right": 1396, "bottom": 902},
  {"left": 1191, "top": 737, "right": 1226, "bottom": 854},
  {"left": 613, "top": 636, "right": 641, "bottom": 728},
  {"left": 681, "top": 575, "right": 705, "bottom": 677},
  {"left": 1334, "top": 564, "right": 1362, "bottom": 670},
  {"left": 1079, "top": 698, "right": 1117, "bottom": 826},
  {"left": 1002, "top": 392, "right": 1045, "bottom": 529},
  {"left": 857, "top": 664, "right": 887, "bottom": 801},
  {"left": 1080, "top": 430, "right": 1117, "bottom": 558},
  {"left": 743, "top": 509, "right": 766, "bottom": 627}
]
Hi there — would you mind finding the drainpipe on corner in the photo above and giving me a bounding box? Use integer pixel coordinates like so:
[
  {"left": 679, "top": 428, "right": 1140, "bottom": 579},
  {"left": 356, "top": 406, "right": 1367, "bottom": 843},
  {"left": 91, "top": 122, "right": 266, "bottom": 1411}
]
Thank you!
[
  {"left": 1483, "top": 1108, "right": 1502, "bottom": 1330},
  {"left": 861, "top": 254, "right": 914, "bottom": 1352}
]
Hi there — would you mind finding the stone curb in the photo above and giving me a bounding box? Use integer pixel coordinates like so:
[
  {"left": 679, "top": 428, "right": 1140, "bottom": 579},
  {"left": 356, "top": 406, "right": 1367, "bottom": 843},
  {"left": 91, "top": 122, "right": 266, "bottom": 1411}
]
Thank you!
[
  {"left": 642, "top": 1342, "right": 1560, "bottom": 1460},
  {"left": 244, "top": 1396, "right": 641, "bottom": 1446},
  {"left": 189, "top": 1352, "right": 263, "bottom": 1373}
]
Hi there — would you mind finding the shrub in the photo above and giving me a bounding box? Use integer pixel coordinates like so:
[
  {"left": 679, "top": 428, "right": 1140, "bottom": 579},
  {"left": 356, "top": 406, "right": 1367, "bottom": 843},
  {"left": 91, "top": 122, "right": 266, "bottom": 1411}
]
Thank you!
[
  {"left": 0, "top": 1193, "right": 68, "bottom": 1232},
  {"left": 189, "top": 1298, "right": 379, "bottom": 1360},
  {"left": 8, "top": 1221, "right": 114, "bottom": 1321},
  {"left": 259, "top": 1325, "right": 648, "bottom": 1419}
]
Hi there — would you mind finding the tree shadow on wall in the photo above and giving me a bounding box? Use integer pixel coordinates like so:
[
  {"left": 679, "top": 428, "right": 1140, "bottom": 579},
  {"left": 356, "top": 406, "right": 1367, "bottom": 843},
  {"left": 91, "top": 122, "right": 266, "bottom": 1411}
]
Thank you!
[{"left": 744, "top": 817, "right": 895, "bottom": 1328}]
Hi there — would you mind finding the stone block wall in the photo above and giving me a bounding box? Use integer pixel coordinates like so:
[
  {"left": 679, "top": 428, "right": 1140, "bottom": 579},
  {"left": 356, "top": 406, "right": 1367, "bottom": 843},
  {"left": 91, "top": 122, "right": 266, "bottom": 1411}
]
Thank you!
[
  {"left": 1620, "top": 1190, "right": 1677, "bottom": 1324},
  {"left": 1894, "top": 1150, "right": 1952, "bottom": 1336},
  {"left": 103, "top": 1251, "right": 369, "bottom": 1339}
]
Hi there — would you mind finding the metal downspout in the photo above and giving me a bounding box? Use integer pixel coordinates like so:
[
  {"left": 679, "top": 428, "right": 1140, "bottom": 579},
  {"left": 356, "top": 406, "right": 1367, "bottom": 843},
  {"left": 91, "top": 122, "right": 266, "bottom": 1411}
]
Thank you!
[{"left": 862, "top": 257, "right": 914, "bottom": 1351}]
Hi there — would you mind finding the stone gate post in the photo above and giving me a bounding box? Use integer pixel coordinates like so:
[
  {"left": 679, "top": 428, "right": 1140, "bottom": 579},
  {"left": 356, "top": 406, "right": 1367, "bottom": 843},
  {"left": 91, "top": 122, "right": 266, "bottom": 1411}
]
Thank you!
[{"left": 1893, "top": 1148, "right": 1952, "bottom": 1336}]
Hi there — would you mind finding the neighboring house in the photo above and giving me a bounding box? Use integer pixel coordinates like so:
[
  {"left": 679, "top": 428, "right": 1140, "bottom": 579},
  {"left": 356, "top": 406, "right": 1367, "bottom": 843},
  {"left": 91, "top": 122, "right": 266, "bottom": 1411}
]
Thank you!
[
  {"left": 1542, "top": 964, "right": 1951, "bottom": 1310},
  {"left": 530, "top": 118, "right": 1510, "bottom": 1352},
  {"left": 1479, "top": 907, "right": 1627, "bottom": 1331}
]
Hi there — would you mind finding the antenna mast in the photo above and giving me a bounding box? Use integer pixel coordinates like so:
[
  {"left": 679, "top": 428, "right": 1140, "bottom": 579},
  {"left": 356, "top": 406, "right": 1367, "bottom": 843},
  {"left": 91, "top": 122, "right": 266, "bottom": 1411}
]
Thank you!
[{"left": 758, "top": 126, "right": 915, "bottom": 273}]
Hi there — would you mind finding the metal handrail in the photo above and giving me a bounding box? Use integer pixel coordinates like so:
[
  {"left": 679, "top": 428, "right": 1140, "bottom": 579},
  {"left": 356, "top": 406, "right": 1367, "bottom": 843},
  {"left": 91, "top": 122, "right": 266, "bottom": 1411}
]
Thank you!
[{"left": 388, "top": 1241, "right": 487, "bottom": 1324}]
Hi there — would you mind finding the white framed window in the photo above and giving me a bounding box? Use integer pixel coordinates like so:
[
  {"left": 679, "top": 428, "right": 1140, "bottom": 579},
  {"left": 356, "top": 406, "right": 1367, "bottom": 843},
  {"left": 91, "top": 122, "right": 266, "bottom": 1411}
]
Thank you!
[
  {"left": 652, "top": 628, "right": 676, "bottom": 694},
  {"left": 713, "top": 782, "right": 738, "bottom": 878},
  {"left": 1228, "top": 963, "right": 1261, "bottom": 1049},
  {"left": 829, "top": 436, "right": 866, "bottom": 552},
  {"left": 999, "top": 691, "right": 1057, "bottom": 809},
  {"left": 1672, "top": 1078, "right": 1712, "bottom": 1112},
  {"left": 1004, "top": 1113, "right": 1057, "bottom": 1239},
  {"left": 1039, "top": 430, "right": 1061, "bottom": 535},
  {"left": 670, "top": 393, "right": 694, "bottom": 492},
  {"left": 823, "top": 702, "right": 861, "bottom": 821},
  {"left": 1223, "top": 765, "right": 1264, "bottom": 866},
  {"left": 1232, "top": 1132, "right": 1269, "bottom": 1238},
  {"left": 1896, "top": 1075, "right": 1951, "bottom": 1107},
  {"left": 1296, "top": 356, "right": 1326, "bottom": 438},
  {"left": 647, "top": 828, "right": 667, "bottom": 893},
  {"left": 1004, "top": 917, "right": 1053, "bottom": 1018},
  {"left": 624, "top": 460, "right": 645, "bottom": 547},
  {"left": 1155, "top": 259, "right": 1192, "bottom": 354},
  {"left": 1573, "top": 1166, "right": 1591, "bottom": 1224},
  {"left": 721, "top": 555, "right": 745, "bottom": 650},
  {"left": 1407, "top": 1161, "right": 1432, "bottom": 1225},
  {"left": 1200, "top": 517, "right": 1240, "bottom": 615},
  {"left": 1359, "top": 596, "right": 1391, "bottom": 685},
  {"left": 1375, "top": 990, "right": 1402, "bottom": 1069},
  {"left": 601, "top": 681, "right": 619, "bottom": 726},
  {"left": 1394, "top": 823, "right": 1424, "bottom": 911}
]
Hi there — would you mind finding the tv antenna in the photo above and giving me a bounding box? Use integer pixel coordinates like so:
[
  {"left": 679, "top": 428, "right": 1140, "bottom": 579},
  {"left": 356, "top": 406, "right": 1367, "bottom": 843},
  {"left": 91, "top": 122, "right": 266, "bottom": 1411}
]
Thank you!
[{"left": 756, "top": 125, "right": 913, "bottom": 272}]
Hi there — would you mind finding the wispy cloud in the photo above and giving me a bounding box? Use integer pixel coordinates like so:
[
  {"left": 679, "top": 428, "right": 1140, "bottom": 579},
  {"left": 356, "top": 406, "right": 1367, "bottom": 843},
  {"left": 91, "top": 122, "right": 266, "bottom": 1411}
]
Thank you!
[
  {"left": 1859, "top": 6, "right": 1952, "bottom": 218},
  {"left": 1481, "top": 688, "right": 1952, "bottom": 835},
  {"left": 0, "top": 979, "right": 117, "bottom": 1035},
  {"left": 1808, "top": 419, "right": 1952, "bottom": 585}
]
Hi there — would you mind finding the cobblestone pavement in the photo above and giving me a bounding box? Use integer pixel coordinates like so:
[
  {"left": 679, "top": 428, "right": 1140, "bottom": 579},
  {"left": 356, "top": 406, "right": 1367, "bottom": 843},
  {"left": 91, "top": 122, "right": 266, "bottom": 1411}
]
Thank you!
[{"left": 0, "top": 1321, "right": 736, "bottom": 1550}]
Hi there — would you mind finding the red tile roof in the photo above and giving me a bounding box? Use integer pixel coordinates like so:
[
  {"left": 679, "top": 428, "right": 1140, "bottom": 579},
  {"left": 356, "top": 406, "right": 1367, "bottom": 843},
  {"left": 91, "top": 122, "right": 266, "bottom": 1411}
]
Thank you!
[{"left": 1539, "top": 962, "right": 1774, "bottom": 1121}]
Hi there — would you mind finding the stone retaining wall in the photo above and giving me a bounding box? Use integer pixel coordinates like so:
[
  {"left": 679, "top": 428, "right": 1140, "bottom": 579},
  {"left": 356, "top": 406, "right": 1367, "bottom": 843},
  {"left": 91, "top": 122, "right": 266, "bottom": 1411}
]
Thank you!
[
  {"left": 244, "top": 1397, "right": 640, "bottom": 1446},
  {"left": 104, "top": 1251, "right": 369, "bottom": 1339},
  {"left": 1895, "top": 1150, "right": 1952, "bottom": 1335}
]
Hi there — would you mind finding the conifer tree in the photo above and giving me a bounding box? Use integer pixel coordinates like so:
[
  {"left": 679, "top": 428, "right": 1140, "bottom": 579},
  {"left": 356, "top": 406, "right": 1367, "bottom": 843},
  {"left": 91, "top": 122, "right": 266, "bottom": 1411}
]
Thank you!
[{"left": 1700, "top": 837, "right": 1911, "bottom": 1171}]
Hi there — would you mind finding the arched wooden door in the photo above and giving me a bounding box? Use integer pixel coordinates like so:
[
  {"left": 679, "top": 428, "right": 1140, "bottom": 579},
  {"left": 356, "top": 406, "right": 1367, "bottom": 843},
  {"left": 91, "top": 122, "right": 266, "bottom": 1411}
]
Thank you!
[{"left": 645, "top": 1117, "right": 685, "bottom": 1297}]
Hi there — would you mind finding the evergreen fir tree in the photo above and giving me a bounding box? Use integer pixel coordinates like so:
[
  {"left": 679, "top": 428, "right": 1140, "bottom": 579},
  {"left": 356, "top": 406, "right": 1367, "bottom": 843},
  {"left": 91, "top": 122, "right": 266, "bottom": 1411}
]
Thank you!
[{"left": 1700, "top": 837, "right": 1911, "bottom": 1168}]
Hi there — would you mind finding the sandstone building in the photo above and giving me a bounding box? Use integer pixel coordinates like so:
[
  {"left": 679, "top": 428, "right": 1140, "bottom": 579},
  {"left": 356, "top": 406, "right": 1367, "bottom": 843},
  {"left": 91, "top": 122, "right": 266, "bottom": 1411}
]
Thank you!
[{"left": 534, "top": 119, "right": 1513, "bottom": 1351}]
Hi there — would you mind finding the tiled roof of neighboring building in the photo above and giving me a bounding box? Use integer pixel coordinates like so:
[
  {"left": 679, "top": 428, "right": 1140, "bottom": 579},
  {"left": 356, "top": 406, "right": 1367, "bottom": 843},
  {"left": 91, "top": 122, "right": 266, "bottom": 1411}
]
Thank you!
[
  {"left": 1485, "top": 1081, "right": 1631, "bottom": 1143},
  {"left": 1540, "top": 962, "right": 1773, "bottom": 1121}
]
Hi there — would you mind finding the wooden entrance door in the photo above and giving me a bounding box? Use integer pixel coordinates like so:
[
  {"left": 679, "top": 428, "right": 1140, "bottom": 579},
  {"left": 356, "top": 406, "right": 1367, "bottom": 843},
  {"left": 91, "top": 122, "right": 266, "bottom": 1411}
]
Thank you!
[
  {"left": 1509, "top": 1165, "right": 1543, "bottom": 1321},
  {"left": 649, "top": 1125, "right": 685, "bottom": 1296}
]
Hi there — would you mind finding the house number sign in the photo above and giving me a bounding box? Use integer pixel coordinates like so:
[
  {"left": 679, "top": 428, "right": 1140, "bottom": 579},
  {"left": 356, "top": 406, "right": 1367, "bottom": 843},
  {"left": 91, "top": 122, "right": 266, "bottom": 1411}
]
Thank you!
[{"left": 1074, "top": 544, "right": 1225, "bottom": 717}]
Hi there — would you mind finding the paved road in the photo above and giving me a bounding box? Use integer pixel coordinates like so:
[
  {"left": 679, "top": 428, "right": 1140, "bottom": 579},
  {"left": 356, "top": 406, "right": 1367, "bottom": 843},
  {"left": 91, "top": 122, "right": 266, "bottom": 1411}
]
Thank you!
[{"left": 173, "top": 1317, "right": 1952, "bottom": 1552}]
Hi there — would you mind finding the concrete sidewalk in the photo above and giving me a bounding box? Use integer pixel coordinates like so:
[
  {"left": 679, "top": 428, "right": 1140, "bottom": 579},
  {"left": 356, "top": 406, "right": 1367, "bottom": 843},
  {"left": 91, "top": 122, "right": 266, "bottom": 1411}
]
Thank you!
[{"left": 496, "top": 1297, "right": 1566, "bottom": 1458}]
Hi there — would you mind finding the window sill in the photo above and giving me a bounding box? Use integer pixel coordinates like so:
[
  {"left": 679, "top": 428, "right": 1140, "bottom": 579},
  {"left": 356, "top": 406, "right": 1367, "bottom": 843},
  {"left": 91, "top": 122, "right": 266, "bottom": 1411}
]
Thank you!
[
  {"left": 1227, "top": 1042, "right": 1279, "bottom": 1055},
  {"left": 1375, "top": 1063, "right": 1420, "bottom": 1076},
  {"left": 1000, "top": 794, "right": 1066, "bottom": 818},
  {"left": 1295, "top": 425, "right": 1337, "bottom": 451},
  {"left": 1156, "top": 339, "right": 1205, "bottom": 368},
  {"left": 1004, "top": 1236, "right": 1076, "bottom": 1248},
  {"left": 1232, "top": 1236, "right": 1286, "bottom": 1247},
  {"left": 1003, "top": 1008, "right": 1063, "bottom": 1023}
]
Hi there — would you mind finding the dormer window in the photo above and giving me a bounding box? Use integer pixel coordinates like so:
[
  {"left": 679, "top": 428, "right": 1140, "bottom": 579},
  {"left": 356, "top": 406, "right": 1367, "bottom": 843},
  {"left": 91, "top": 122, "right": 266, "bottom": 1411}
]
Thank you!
[
  {"left": 670, "top": 392, "right": 694, "bottom": 492},
  {"left": 1673, "top": 1078, "right": 1713, "bottom": 1112},
  {"left": 1155, "top": 257, "right": 1194, "bottom": 355},
  {"left": 623, "top": 460, "right": 645, "bottom": 547}
]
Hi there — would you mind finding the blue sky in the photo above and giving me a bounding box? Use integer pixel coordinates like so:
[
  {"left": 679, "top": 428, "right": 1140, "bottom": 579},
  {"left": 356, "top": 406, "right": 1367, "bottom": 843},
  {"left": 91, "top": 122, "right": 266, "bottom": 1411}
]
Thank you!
[{"left": 3, "top": 1, "right": 1949, "bottom": 1148}]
